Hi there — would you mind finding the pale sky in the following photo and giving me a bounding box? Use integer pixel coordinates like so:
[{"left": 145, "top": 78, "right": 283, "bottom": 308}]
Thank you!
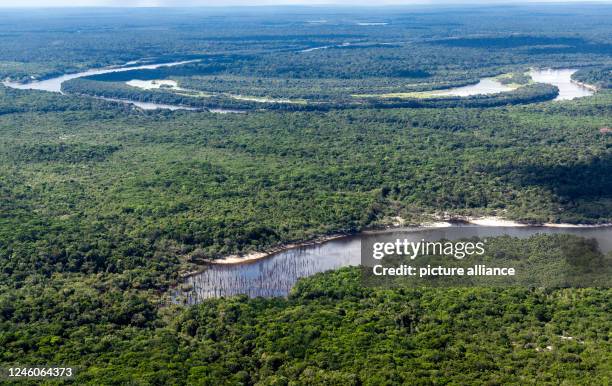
[{"left": 0, "top": 0, "right": 610, "bottom": 6}]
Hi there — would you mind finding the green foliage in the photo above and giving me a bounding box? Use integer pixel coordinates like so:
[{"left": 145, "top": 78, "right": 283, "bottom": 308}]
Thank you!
[
  {"left": 1, "top": 86, "right": 611, "bottom": 284},
  {"left": 573, "top": 66, "right": 612, "bottom": 89},
  {"left": 10, "top": 143, "right": 120, "bottom": 163},
  {"left": 0, "top": 5, "right": 610, "bottom": 384},
  {"left": 1, "top": 236, "right": 610, "bottom": 385}
]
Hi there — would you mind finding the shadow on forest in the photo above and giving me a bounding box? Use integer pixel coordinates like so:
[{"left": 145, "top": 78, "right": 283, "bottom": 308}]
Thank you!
[
  {"left": 432, "top": 36, "right": 612, "bottom": 56},
  {"left": 494, "top": 152, "right": 612, "bottom": 200},
  {"left": 432, "top": 36, "right": 586, "bottom": 48}
]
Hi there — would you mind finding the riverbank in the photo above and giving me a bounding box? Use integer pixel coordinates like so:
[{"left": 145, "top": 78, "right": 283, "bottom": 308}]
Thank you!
[
  {"left": 449, "top": 216, "right": 611, "bottom": 228},
  {"left": 179, "top": 233, "right": 350, "bottom": 276},
  {"left": 177, "top": 220, "right": 612, "bottom": 300},
  {"left": 2, "top": 59, "right": 201, "bottom": 93},
  {"left": 180, "top": 216, "right": 612, "bottom": 271},
  {"left": 571, "top": 79, "right": 599, "bottom": 92}
]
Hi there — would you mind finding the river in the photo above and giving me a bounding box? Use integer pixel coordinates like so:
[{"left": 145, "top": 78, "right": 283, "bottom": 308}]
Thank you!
[
  {"left": 2, "top": 60, "right": 198, "bottom": 94},
  {"left": 97, "top": 97, "right": 199, "bottom": 111},
  {"left": 4, "top": 63, "right": 595, "bottom": 109},
  {"left": 430, "top": 69, "right": 594, "bottom": 99},
  {"left": 2, "top": 59, "right": 250, "bottom": 112},
  {"left": 2, "top": 60, "right": 206, "bottom": 111},
  {"left": 430, "top": 78, "right": 518, "bottom": 97},
  {"left": 176, "top": 224, "right": 612, "bottom": 302},
  {"left": 529, "top": 68, "right": 594, "bottom": 100}
]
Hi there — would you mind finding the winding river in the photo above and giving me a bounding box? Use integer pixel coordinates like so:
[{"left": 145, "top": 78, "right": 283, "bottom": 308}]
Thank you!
[
  {"left": 176, "top": 224, "right": 612, "bottom": 303},
  {"left": 430, "top": 69, "right": 594, "bottom": 99},
  {"left": 3, "top": 62, "right": 595, "bottom": 110},
  {"left": 1, "top": 59, "right": 252, "bottom": 112},
  {"left": 2, "top": 60, "right": 205, "bottom": 111},
  {"left": 3, "top": 61, "right": 602, "bottom": 302},
  {"left": 2, "top": 60, "right": 198, "bottom": 94},
  {"left": 529, "top": 68, "right": 594, "bottom": 100}
]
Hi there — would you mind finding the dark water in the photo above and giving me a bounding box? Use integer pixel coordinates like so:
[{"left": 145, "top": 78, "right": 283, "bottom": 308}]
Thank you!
[{"left": 176, "top": 225, "right": 612, "bottom": 303}]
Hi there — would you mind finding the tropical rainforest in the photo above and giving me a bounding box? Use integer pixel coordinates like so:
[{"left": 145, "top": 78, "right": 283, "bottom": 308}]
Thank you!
[{"left": 0, "top": 4, "right": 611, "bottom": 385}]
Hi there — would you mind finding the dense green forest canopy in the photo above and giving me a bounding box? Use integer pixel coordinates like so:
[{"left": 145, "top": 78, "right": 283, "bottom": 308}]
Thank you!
[
  {"left": 1, "top": 5, "right": 611, "bottom": 110},
  {"left": 1, "top": 84, "right": 611, "bottom": 279},
  {"left": 0, "top": 4, "right": 611, "bottom": 384},
  {"left": 574, "top": 66, "right": 612, "bottom": 89},
  {"left": 1, "top": 235, "right": 611, "bottom": 384},
  {"left": 1, "top": 5, "right": 610, "bottom": 81},
  {"left": 1, "top": 79, "right": 611, "bottom": 382}
]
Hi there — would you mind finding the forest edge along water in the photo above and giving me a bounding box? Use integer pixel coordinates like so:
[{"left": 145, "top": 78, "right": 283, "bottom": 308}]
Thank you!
[
  {"left": 2, "top": 61, "right": 603, "bottom": 301},
  {"left": 3, "top": 61, "right": 601, "bottom": 301},
  {"left": 429, "top": 68, "right": 595, "bottom": 99},
  {"left": 2, "top": 59, "right": 199, "bottom": 93},
  {"left": 3, "top": 63, "right": 596, "bottom": 111},
  {"left": 1, "top": 59, "right": 208, "bottom": 111},
  {"left": 174, "top": 218, "right": 612, "bottom": 302},
  {"left": 529, "top": 68, "right": 596, "bottom": 100}
]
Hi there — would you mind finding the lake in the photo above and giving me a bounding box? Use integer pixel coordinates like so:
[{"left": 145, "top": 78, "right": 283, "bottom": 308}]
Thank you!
[{"left": 176, "top": 224, "right": 612, "bottom": 303}]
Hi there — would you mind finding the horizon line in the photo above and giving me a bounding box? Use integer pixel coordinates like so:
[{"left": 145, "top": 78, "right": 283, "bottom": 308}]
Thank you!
[{"left": 1, "top": 1, "right": 611, "bottom": 8}]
